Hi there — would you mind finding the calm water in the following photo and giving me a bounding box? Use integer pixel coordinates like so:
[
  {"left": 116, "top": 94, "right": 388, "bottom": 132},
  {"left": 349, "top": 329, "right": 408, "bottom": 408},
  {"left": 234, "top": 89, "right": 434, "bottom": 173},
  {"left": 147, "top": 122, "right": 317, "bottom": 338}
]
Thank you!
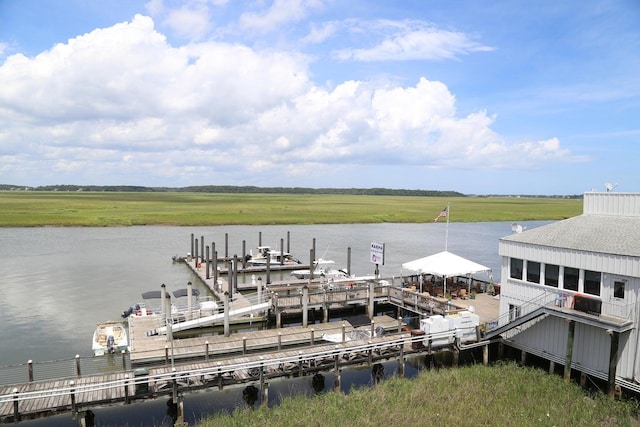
[{"left": 0, "top": 222, "right": 547, "bottom": 426}]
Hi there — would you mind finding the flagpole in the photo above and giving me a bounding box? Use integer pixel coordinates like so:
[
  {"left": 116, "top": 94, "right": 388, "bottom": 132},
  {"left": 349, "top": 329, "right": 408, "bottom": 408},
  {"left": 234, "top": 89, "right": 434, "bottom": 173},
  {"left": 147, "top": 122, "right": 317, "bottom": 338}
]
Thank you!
[{"left": 445, "top": 202, "right": 450, "bottom": 251}]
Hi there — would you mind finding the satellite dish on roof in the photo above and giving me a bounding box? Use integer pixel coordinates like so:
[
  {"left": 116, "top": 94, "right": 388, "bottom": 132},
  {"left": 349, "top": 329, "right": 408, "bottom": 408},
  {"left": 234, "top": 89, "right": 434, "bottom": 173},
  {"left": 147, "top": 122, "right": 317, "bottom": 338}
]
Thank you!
[
  {"left": 511, "top": 223, "right": 526, "bottom": 233},
  {"left": 605, "top": 182, "right": 618, "bottom": 192}
]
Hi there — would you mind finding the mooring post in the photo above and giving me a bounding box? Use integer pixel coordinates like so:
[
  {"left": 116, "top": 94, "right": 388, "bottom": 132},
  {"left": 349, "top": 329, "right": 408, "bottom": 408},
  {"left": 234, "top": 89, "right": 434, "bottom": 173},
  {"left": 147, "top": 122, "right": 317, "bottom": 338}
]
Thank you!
[
  {"left": 302, "top": 285, "right": 309, "bottom": 327},
  {"left": 70, "top": 380, "right": 77, "bottom": 413},
  {"left": 124, "top": 374, "right": 130, "bottom": 404},
  {"left": 368, "top": 342, "right": 373, "bottom": 366},
  {"left": 187, "top": 281, "right": 193, "bottom": 321},
  {"left": 278, "top": 332, "right": 282, "bottom": 350},
  {"left": 190, "top": 233, "right": 194, "bottom": 260},
  {"left": 243, "top": 337, "right": 247, "bottom": 354},
  {"left": 224, "top": 292, "right": 230, "bottom": 337},
  {"left": 309, "top": 248, "right": 315, "bottom": 281},
  {"left": 564, "top": 320, "right": 575, "bottom": 382},
  {"left": 398, "top": 344, "right": 405, "bottom": 378},
  {"left": 205, "top": 341, "right": 209, "bottom": 360},
  {"left": 242, "top": 240, "right": 247, "bottom": 268},
  {"left": 266, "top": 253, "right": 271, "bottom": 284},
  {"left": 213, "top": 250, "right": 218, "bottom": 287},
  {"left": 368, "top": 281, "right": 375, "bottom": 319},
  {"left": 217, "top": 366, "right": 223, "bottom": 390},
  {"left": 121, "top": 350, "right": 126, "bottom": 371},
  {"left": 258, "top": 231, "right": 262, "bottom": 247},
  {"left": 398, "top": 316, "right": 403, "bottom": 332},
  {"left": 161, "top": 283, "right": 167, "bottom": 319},
  {"left": 194, "top": 237, "right": 199, "bottom": 268},
  {"left": 224, "top": 233, "right": 229, "bottom": 261},
  {"left": 310, "top": 328, "right": 315, "bottom": 346},
  {"left": 200, "top": 236, "right": 204, "bottom": 266},
  {"left": 205, "top": 246, "right": 210, "bottom": 280},
  {"left": 165, "top": 344, "right": 169, "bottom": 367},
  {"left": 12, "top": 388, "right": 19, "bottom": 422},
  {"left": 549, "top": 360, "right": 555, "bottom": 374},
  {"left": 280, "top": 238, "right": 285, "bottom": 265},
  {"left": 347, "top": 247, "right": 351, "bottom": 276},
  {"left": 287, "top": 231, "right": 290, "bottom": 254},
  {"left": 28, "top": 360, "right": 33, "bottom": 382},
  {"left": 370, "top": 320, "right": 375, "bottom": 337},
  {"left": 341, "top": 323, "right": 346, "bottom": 342},
  {"left": 233, "top": 254, "right": 239, "bottom": 294},
  {"left": 75, "top": 354, "right": 81, "bottom": 378}
]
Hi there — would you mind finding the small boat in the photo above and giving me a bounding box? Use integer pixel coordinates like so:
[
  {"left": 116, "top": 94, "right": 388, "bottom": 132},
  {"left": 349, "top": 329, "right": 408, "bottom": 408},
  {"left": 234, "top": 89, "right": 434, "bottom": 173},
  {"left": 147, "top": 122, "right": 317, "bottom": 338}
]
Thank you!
[
  {"left": 245, "top": 246, "right": 300, "bottom": 266},
  {"left": 93, "top": 321, "right": 128, "bottom": 356},
  {"left": 291, "top": 258, "right": 349, "bottom": 280}
]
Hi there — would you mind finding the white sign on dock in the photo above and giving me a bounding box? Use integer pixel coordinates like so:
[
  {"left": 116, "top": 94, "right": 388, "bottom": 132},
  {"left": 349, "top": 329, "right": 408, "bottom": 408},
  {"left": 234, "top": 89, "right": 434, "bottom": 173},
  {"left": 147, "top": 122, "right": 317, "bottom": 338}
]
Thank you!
[{"left": 370, "top": 241, "right": 385, "bottom": 265}]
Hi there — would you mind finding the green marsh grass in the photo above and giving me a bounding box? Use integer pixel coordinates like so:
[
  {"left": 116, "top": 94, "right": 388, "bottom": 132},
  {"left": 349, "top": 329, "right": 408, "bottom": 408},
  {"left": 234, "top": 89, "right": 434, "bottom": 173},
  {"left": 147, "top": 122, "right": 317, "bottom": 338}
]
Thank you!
[
  {"left": 198, "top": 362, "right": 639, "bottom": 427},
  {"left": 0, "top": 192, "right": 582, "bottom": 226}
]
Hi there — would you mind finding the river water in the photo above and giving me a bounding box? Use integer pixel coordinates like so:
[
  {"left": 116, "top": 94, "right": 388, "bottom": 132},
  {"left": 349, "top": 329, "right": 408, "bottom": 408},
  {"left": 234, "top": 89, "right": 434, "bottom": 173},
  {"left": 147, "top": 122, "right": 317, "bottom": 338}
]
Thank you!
[{"left": 0, "top": 221, "right": 548, "bottom": 426}]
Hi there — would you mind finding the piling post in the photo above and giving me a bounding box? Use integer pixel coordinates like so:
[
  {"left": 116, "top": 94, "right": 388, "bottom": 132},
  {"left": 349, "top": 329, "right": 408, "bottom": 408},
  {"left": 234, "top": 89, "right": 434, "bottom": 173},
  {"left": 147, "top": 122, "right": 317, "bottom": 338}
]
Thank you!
[
  {"left": 347, "top": 247, "right": 351, "bottom": 276},
  {"left": 298, "top": 351, "right": 303, "bottom": 377},
  {"left": 233, "top": 255, "right": 239, "bottom": 294},
  {"left": 333, "top": 351, "right": 341, "bottom": 392},
  {"left": 225, "top": 233, "right": 229, "bottom": 260},
  {"left": 309, "top": 248, "right": 315, "bottom": 281},
  {"left": 370, "top": 320, "right": 375, "bottom": 337},
  {"left": 287, "top": 231, "right": 290, "bottom": 254},
  {"left": 124, "top": 374, "right": 130, "bottom": 404},
  {"left": 122, "top": 350, "right": 127, "bottom": 371},
  {"left": 205, "top": 246, "right": 210, "bottom": 280},
  {"left": 278, "top": 332, "right": 282, "bottom": 350},
  {"left": 205, "top": 341, "right": 209, "bottom": 360},
  {"left": 227, "top": 260, "right": 233, "bottom": 301},
  {"left": 217, "top": 365, "right": 223, "bottom": 390},
  {"left": 224, "top": 292, "right": 230, "bottom": 337},
  {"left": 161, "top": 283, "right": 167, "bottom": 319},
  {"left": 243, "top": 337, "right": 247, "bottom": 355},
  {"left": 190, "top": 234, "right": 194, "bottom": 260},
  {"left": 564, "top": 320, "right": 575, "bottom": 382},
  {"left": 213, "top": 250, "right": 218, "bottom": 286},
  {"left": 70, "top": 380, "right": 77, "bottom": 413},
  {"left": 342, "top": 323, "right": 346, "bottom": 342},
  {"left": 200, "top": 236, "right": 204, "bottom": 267},
  {"left": 75, "top": 354, "right": 81, "bottom": 378},
  {"left": 483, "top": 344, "right": 489, "bottom": 366},
  {"left": 398, "top": 316, "right": 403, "bottom": 332},
  {"left": 258, "top": 231, "right": 262, "bottom": 247},
  {"left": 398, "top": 344, "right": 405, "bottom": 378},
  {"left": 187, "top": 281, "right": 193, "bottom": 321},
  {"left": 549, "top": 360, "right": 555, "bottom": 374},
  {"left": 607, "top": 329, "right": 619, "bottom": 397},
  {"left": 165, "top": 345, "right": 169, "bottom": 367},
  {"left": 310, "top": 328, "right": 315, "bottom": 345},
  {"left": 28, "top": 360, "right": 33, "bottom": 382},
  {"left": 368, "top": 342, "right": 373, "bottom": 366},
  {"left": 266, "top": 253, "right": 271, "bottom": 284},
  {"left": 302, "top": 285, "right": 309, "bottom": 327},
  {"left": 242, "top": 240, "right": 247, "bottom": 268},
  {"left": 520, "top": 349, "right": 527, "bottom": 366},
  {"left": 194, "top": 238, "right": 199, "bottom": 268},
  {"left": 12, "top": 388, "right": 19, "bottom": 422},
  {"left": 368, "top": 281, "right": 375, "bottom": 319}
]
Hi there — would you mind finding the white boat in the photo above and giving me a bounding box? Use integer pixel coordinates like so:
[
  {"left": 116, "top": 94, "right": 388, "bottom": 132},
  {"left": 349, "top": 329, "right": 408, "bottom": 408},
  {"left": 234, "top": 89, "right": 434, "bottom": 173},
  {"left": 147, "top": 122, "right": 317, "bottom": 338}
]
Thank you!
[
  {"left": 246, "top": 246, "right": 300, "bottom": 266},
  {"left": 291, "top": 258, "right": 349, "bottom": 280},
  {"left": 93, "top": 321, "right": 128, "bottom": 356}
]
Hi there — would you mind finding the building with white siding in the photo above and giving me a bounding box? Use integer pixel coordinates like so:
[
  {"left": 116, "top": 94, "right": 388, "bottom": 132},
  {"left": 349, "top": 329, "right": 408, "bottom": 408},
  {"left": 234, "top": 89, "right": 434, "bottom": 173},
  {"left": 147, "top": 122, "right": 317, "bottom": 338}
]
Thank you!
[{"left": 495, "top": 191, "right": 640, "bottom": 395}]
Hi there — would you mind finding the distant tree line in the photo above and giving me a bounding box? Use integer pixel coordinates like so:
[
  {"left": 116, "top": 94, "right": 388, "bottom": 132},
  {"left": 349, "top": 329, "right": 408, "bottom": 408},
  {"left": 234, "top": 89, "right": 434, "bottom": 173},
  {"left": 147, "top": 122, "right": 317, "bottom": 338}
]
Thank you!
[{"left": 0, "top": 184, "right": 465, "bottom": 197}]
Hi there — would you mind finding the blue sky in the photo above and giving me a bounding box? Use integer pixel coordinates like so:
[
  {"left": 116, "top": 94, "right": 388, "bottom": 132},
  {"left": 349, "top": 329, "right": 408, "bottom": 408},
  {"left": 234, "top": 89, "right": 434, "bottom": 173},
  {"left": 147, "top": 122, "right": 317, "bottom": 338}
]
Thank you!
[{"left": 0, "top": 0, "right": 638, "bottom": 195}]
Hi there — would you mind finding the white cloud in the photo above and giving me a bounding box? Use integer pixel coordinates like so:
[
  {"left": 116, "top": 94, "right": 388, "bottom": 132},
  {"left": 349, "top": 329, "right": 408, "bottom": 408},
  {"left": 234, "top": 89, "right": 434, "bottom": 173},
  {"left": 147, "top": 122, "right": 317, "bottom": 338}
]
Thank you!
[
  {"left": 333, "top": 20, "right": 494, "bottom": 61},
  {"left": 0, "top": 14, "right": 577, "bottom": 187},
  {"left": 164, "top": 4, "right": 212, "bottom": 40},
  {"left": 238, "top": 0, "right": 324, "bottom": 34}
]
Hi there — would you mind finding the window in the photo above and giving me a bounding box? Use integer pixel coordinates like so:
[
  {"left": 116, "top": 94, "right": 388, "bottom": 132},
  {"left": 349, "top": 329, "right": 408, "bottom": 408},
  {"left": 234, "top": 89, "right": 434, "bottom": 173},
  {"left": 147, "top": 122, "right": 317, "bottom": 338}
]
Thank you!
[
  {"left": 527, "top": 261, "right": 541, "bottom": 284},
  {"left": 583, "top": 270, "right": 601, "bottom": 296},
  {"left": 564, "top": 267, "right": 579, "bottom": 291},
  {"left": 614, "top": 281, "right": 626, "bottom": 299},
  {"left": 510, "top": 258, "right": 523, "bottom": 280},
  {"left": 509, "top": 304, "right": 521, "bottom": 321},
  {"left": 545, "top": 264, "right": 559, "bottom": 288}
]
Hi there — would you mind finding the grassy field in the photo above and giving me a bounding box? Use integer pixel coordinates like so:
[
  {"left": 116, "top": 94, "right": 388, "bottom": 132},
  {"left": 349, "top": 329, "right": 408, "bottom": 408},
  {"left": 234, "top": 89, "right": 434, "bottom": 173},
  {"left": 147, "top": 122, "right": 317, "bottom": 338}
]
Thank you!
[
  {"left": 0, "top": 192, "right": 583, "bottom": 226},
  {"left": 197, "top": 362, "right": 639, "bottom": 427}
]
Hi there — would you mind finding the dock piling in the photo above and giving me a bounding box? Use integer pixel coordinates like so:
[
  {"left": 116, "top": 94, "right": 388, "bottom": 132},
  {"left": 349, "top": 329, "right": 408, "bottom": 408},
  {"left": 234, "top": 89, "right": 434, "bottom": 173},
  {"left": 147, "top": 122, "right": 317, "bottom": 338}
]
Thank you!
[
  {"left": 12, "top": 388, "right": 19, "bottom": 422},
  {"left": 28, "top": 360, "right": 33, "bottom": 382},
  {"left": 75, "top": 355, "right": 81, "bottom": 378}
]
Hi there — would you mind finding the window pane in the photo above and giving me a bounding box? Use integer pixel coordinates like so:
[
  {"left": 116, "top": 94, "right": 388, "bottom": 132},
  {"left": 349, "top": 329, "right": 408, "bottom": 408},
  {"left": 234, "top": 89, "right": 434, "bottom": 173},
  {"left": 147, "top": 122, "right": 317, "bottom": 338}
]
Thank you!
[
  {"left": 614, "top": 281, "right": 625, "bottom": 299},
  {"left": 584, "top": 270, "right": 601, "bottom": 296},
  {"left": 564, "top": 267, "right": 579, "bottom": 291},
  {"left": 510, "top": 258, "right": 523, "bottom": 280},
  {"left": 545, "top": 264, "right": 559, "bottom": 288},
  {"left": 527, "top": 261, "right": 540, "bottom": 283}
]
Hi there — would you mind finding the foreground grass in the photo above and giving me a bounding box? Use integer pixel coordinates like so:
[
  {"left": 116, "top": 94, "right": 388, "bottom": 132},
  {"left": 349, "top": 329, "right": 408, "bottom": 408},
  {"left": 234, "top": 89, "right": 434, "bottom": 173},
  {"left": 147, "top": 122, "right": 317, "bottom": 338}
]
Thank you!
[
  {"left": 198, "top": 362, "right": 639, "bottom": 427},
  {"left": 0, "top": 192, "right": 582, "bottom": 226}
]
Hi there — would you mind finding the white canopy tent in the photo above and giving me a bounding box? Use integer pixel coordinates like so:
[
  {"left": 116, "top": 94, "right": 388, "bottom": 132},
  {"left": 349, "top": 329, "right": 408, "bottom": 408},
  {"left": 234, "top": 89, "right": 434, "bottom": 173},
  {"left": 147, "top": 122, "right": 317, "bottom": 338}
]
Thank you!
[{"left": 401, "top": 250, "right": 491, "bottom": 297}]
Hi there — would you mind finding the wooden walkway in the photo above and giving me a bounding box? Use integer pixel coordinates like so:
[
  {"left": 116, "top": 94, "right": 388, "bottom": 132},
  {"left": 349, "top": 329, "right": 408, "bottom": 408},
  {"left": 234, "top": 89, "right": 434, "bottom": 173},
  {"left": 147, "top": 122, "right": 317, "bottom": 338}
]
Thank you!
[{"left": 128, "top": 314, "right": 402, "bottom": 364}]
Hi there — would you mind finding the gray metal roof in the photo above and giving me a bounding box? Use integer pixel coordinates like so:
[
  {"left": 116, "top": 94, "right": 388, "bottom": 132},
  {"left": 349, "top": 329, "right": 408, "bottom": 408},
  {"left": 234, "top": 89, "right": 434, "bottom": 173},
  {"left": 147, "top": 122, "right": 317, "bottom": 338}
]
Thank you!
[{"left": 500, "top": 215, "right": 640, "bottom": 257}]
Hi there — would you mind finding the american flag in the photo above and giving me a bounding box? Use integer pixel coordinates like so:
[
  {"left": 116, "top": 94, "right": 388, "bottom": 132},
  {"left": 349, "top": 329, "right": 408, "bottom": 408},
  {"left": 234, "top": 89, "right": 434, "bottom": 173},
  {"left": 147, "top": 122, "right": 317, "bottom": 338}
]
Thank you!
[{"left": 434, "top": 206, "right": 447, "bottom": 222}]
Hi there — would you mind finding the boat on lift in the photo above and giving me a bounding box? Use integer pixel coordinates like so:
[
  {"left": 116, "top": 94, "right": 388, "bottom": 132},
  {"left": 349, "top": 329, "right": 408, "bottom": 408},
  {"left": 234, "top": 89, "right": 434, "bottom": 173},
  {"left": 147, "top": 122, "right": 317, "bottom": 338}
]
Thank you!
[{"left": 92, "top": 321, "right": 129, "bottom": 356}]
